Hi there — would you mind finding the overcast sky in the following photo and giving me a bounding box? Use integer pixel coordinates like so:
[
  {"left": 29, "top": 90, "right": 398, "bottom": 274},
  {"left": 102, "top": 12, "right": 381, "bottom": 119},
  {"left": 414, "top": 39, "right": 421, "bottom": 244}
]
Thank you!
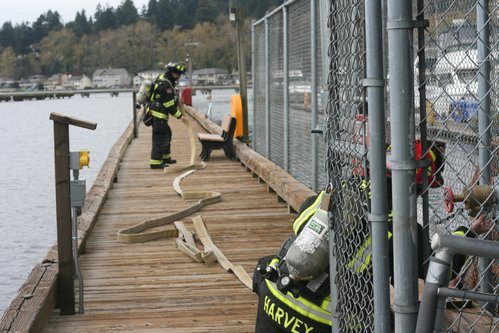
[{"left": 0, "top": 0, "right": 150, "bottom": 26}]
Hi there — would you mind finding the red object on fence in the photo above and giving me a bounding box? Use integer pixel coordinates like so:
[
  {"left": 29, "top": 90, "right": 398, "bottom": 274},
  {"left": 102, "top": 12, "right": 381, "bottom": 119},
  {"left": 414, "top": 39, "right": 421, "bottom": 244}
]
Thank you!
[{"left": 181, "top": 87, "right": 192, "bottom": 106}]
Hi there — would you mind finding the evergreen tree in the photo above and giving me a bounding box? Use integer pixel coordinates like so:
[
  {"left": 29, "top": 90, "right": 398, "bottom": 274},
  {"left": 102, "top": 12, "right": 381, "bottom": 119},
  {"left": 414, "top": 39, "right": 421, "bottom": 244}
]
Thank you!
[
  {"left": 117, "top": 0, "right": 139, "bottom": 26},
  {"left": 145, "top": 0, "right": 158, "bottom": 19},
  {"left": 0, "top": 22, "right": 15, "bottom": 49},
  {"left": 12, "top": 23, "right": 33, "bottom": 54},
  {"left": 174, "top": 0, "right": 198, "bottom": 29},
  {"left": 194, "top": 0, "right": 219, "bottom": 25},
  {"left": 94, "top": 4, "right": 118, "bottom": 32},
  {"left": 155, "top": 0, "right": 174, "bottom": 31},
  {"left": 0, "top": 0, "right": 283, "bottom": 78},
  {"left": 32, "top": 10, "right": 63, "bottom": 43},
  {"left": 72, "top": 10, "right": 92, "bottom": 37}
]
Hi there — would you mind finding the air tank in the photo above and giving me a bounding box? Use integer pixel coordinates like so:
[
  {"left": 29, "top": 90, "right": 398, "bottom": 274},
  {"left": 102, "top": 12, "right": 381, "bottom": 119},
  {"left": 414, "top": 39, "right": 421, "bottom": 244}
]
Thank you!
[
  {"left": 285, "top": 208, "right": 329, "bottom": 281},
  {"left": 136, "top": 80, "right": 152, "bottom": 104}
]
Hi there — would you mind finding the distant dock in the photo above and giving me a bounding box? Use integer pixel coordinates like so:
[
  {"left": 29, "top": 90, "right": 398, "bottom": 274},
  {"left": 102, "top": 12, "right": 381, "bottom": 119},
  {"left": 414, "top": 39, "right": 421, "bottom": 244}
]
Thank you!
[{"left": 0, "top": 85, "right": 243, "bottom": 102}]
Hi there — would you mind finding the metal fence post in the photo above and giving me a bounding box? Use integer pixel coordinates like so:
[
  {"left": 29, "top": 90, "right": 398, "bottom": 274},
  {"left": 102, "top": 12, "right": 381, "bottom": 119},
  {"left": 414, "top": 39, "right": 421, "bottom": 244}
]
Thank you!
[
  {"left": 265, "top": 17, "right": 271, "bottom": 159},
  {"left": 365, "top": 0, "right": 390, "bottom": 331},
  {"left": 320, "top": 0, "right": 330, "bottom": 90},
  {"left": 477, "top": 0, "right": 493, "bottom": 302},
  {"left": 311, "top": 0, "right": 318, "bottom": 193},
  {"left": 283, "top": 6, "right": 290, "bottom": 173},
  {"left": 416, "top": 0, "right": 431, "bottom": 278},
  {"left": 252, "top": 21, "right": 256, "bottom": 150},
  {"left": 132, "top": 92, "right": 138, "bottom": 139},
  {"left": 387, "top": 0, "right": 419, "bottom": 331}
]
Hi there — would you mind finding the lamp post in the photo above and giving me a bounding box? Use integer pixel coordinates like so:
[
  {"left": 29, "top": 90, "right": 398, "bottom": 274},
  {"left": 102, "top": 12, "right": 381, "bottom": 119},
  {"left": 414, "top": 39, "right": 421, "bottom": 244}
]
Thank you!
[
  {"left": 184, "top": 42, "right": 199, "bottom": 95},
  {"left": 230, "top": 6, "right": 249, "bottom": 144},
  {"left": 185, "top": 53, "right": 193, "bottom": 87}
]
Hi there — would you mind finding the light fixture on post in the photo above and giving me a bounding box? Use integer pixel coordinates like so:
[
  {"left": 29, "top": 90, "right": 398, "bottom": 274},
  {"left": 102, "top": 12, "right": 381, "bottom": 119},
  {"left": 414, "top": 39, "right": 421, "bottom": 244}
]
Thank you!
[
  {"left": 185, "top": 53, "right": 192, "bottom": 88},
  {"left": 229, "top": 7, "right": 237, "bottom": 22}
]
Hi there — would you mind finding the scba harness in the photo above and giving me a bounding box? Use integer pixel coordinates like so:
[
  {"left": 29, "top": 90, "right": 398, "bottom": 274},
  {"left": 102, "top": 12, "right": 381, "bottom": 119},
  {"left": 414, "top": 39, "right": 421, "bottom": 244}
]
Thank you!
[
  {"left": 143, "top": 74, "right": 182, "bottom": 126},
  {"left": 253, "top": 192, "right": 332, "bottom": 333}
]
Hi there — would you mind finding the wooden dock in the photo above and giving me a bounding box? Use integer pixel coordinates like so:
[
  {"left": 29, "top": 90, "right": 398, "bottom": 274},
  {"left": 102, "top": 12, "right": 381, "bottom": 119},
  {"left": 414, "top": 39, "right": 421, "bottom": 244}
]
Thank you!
[
  {"left": 1, "top": 106, "right": 492, "bottom": 333},
  {"left": 36, "top": 107, "right": 312, "bottom": 332}
]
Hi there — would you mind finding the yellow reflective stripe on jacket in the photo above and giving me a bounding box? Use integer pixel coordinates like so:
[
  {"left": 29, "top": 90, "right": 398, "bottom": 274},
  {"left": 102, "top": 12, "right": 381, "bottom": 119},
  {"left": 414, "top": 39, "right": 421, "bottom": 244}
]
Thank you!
[
  {"left": 293, "top": 191, "right": 325, "bottom": 235},
  {"left": 269, "top": 257, "right": 280, "bottom": 266},
  {"left": 150, "top": 110, "right": 168, "bottom": 119},
  {"left": 173, "top": 108, "right": 182, "bottom": 118},
  {"left": 347, "top": 237, "right": 373, "bottom": 274},
  {"left": 320, "top": 294, "right": 331, "bottom": 311},
  {"left": 265, "top": 279, "right": 332, "bottom": 325},
  {"left": 427, "top": 149, "right": 437, "bottom": 176},
  {"left": 163, "top": 99, "right": 175, "bottom": 108},
  {"left": 150, "top": 159, "right": 163, "bottom": 165},
  {"left": 347, "top": 231, "right": 393, "bottom": 274}
]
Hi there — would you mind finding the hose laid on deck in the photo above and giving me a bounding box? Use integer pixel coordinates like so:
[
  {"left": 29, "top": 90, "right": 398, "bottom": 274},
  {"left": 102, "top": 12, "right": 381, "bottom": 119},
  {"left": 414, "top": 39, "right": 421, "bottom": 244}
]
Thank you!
[
  {"left": 116, "top": 109, "right": 251, "bottom": 289},
  {"left": 116, "top": 167, "right": 221, "bottom": 243},
  {"left": 117, "top": 108, "right": 219, "bottom": 243}
]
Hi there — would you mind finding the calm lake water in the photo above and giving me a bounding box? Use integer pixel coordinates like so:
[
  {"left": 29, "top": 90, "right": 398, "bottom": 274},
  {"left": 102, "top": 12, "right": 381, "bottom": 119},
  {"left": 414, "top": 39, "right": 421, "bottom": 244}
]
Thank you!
[{"left": 0, "top": 89, "right": 248, "bottom": 316}]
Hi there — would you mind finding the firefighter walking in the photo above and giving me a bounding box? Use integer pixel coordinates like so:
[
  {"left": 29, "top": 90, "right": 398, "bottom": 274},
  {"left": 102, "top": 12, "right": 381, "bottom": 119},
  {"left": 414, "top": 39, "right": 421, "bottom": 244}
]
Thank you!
[{"left": 148, "top": 61, "right": 185, "bottom": 169}]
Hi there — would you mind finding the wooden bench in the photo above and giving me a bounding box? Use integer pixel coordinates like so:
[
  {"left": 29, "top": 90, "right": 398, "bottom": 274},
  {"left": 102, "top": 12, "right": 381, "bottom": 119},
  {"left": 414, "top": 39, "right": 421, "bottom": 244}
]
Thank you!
[{"left": 198, "top": 115, "right": 237, "bottom": 161}]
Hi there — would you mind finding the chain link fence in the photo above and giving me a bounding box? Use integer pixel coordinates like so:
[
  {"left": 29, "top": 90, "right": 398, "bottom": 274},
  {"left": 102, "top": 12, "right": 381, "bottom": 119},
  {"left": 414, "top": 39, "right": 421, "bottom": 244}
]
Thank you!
[
  {"left": 252, "top": 0, "right": 327, "bottom": 191},
  {"left": 416, "top": 1, "right": 499, "bottom": 331},
  {"left": 253, "top": 0, "right": 497, "bottom": 331}
]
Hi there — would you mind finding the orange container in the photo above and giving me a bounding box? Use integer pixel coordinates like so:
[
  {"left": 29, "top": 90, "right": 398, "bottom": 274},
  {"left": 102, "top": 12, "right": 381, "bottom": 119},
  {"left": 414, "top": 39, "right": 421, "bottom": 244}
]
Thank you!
[{"left": 230, "top": 94, "right": 244, "bottom": 138}]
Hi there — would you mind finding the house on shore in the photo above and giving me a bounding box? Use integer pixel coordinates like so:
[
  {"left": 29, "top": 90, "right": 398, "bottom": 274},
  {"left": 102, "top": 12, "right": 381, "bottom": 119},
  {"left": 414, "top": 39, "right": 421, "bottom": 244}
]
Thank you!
[
  {"left": 133, "top": 69, "right": 164, "bottom": 87},
  {"left": 192, "top": 68, "right": 229, "bottom": 85},
  {"left": 92, "top": 68, "right": 131, "bottom": 88},
  {"left": 66, "top": 74, "right": 92, "bottom": 90}
]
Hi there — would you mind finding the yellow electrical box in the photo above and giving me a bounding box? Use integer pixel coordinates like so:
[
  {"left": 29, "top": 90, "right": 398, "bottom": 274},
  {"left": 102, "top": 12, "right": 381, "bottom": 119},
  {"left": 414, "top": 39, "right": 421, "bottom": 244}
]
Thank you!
[{"left": 79, "top": 151, "right": 90, "bottom": 168}]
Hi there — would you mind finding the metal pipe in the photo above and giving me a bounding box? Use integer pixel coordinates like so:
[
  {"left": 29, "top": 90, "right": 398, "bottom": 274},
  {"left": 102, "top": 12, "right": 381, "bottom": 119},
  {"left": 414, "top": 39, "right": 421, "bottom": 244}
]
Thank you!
[
  {"left": 387, "top": 0, "right": 419, "bottom": 331},
  {"left": 415, "top": 248, "right": 453, "bottom": 333},
  {"left": 416, "top": 0, "right": 431, "bottom": 278},
  {"left": 417, "top": 233, "right": 499, "bottom": 332},
  {"left": 251, "top": 21, "right": 256, "bottom": 149},
  {"left": 476, "top": 0, "right": 493, "bottom": 300},
  {"left": 252, "top": 0, "right": 300, "bottom": 26},
  {"left": 319, "top": 0, "right": 330, "bottom": 90},
  {"left": 432, "top": 233, "right": 499, "bottom": 259},
  {"left": 311, "top": 0, "right": 318, "bottom": 192},
  {"left": 326, "top": 2, "right": 340, "bottom": 331},
  {"left": 437, "top": 287, "right": 499, "bottom": 305},
  {"left": 72, "top": 207, "right": 84, "bottom": 314},
  {"left": 283, "top": 6, "right": 290, "bottom": 173},
  {"left": 265, "top": 18, "right": 271, "bottom": 159},
  {"left": 132, "top": 92, "right": 137, "bottom": 139},
  {"left": 365, "top": 0, "right": 390, "bottom": 331},
  {"left": 328, "top": 211, "right": 340, "bottom": 333},
  {"left": 235, "top": 9, "right": 249, "bottom": 143}
]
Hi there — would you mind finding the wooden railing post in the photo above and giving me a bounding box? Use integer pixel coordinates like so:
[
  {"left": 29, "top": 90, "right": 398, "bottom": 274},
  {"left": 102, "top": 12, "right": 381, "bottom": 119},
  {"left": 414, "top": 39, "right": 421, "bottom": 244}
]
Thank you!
[
  {"left": 49, "top": 112, "right": 96, "bottom": 315},
  {"left": 133, "top": 92, "right": 138, "bottom": 139}
]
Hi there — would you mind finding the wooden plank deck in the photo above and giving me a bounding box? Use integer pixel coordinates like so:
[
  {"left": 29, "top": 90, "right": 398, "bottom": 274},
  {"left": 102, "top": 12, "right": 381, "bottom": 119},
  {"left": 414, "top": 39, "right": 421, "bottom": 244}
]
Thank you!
[{"left": 45, "top": 112, "right": 303, "bottom": 332}]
